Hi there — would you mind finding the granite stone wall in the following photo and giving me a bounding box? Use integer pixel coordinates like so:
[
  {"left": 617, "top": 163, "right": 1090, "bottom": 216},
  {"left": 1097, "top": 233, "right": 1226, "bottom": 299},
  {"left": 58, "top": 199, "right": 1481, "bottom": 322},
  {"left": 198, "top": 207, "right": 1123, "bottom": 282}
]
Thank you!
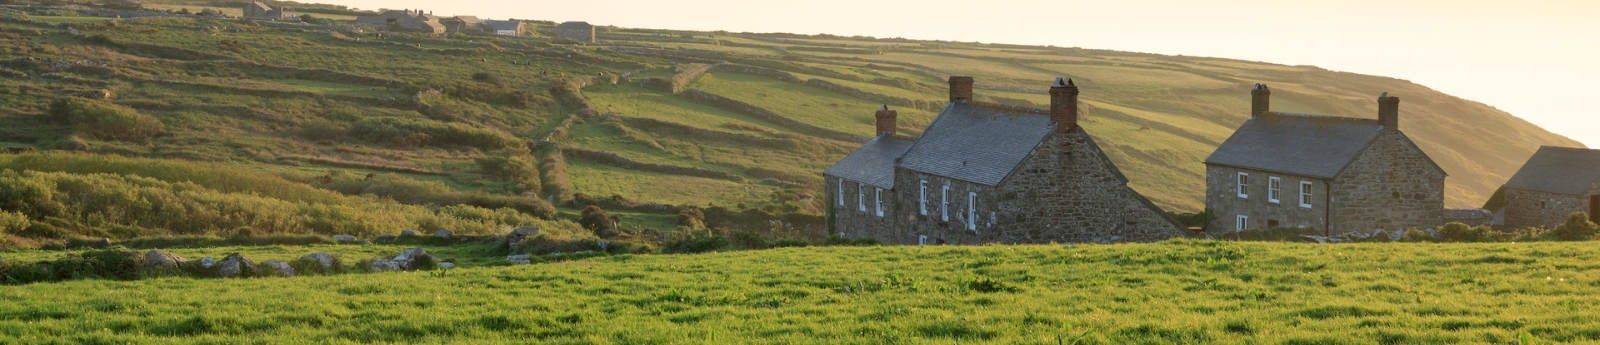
[
  {"left": 991, "top": 132, "right": 1187, "bottom": 243},
  {"left": 826, "top": 175, "right": 898, "bottom": 239},
  {"left": 1205, "top": 165, "right": 1330, "bottom": 233},
  {"left": 1503, "top": 177, "right": 1600, "bottom": 228},
  {"left": 886, "top": 170, "right": 996, "bottom": 245},
  {"left": 1328, "top": 131, "right": 1446, "bottom": 233}
]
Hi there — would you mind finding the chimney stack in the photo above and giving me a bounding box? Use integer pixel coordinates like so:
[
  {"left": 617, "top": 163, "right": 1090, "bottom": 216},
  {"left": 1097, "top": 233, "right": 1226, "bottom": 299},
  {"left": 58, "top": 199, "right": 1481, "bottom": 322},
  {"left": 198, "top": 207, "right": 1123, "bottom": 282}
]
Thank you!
[
  {"left": 948, "top": 76, "right": 973, "bottom": 102},
  {"left": 1251, "top": 83, "right": 1270, "bottom": 118},
  {"left": 874, "top": 104, "right": 897, "bottom": 136},
  {"left": 1049, "top": 77, "right": 1080, "bottom": 133},
  {"left": 1378, "top": 92, "right": 1399, "bottom": 130}
]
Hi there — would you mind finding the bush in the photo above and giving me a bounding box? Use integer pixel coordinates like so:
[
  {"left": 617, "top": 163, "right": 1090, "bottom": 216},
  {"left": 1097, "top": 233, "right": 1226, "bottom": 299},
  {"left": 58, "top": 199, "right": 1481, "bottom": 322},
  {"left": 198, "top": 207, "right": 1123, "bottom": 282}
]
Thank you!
[
  {"left": 16, "top": 222, "right": 68, "bottom": 239},
  {"left": 1436, "top": 222, "right": 1486, "bottom": 243},
  {"left": 1401, "top": 228, "right": 1436, "bottom": 242},
  {"left": 772, "top": 238, "right": 808, "bottom": 248},
  {"left": 49, "top": 97, "right": 165, "bottom": 141},
  {"left": 662, "top": 235, "right": 729, "bottom": 254},
  {"left": 580, "top": 205, "right": 615, "bottom": 239},
  {"left": 0, "top": 210, "right": 29, "bottom": 234},
  {"left": 676, "top": 206, "right": 705, "bottom": 229},
  {"left": 1228, "top": 227, "right": 1321, "bottom": 242},
  {"left": 1553, "top": 212, "right": 1598, "bottom": 241},
  {"left": 730, "top": 230, "right": 771, "bottom": 249}
]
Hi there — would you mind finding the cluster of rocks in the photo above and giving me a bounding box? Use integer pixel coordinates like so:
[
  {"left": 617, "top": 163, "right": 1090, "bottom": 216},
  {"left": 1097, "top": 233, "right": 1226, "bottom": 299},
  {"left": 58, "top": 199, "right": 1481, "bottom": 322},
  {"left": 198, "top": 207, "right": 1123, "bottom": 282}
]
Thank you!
[
  {"left": 361, "top": 228, "right": 457, "bottom": 244},
  {"left": 137, "top": 247, "right": 440, "bottom": 278},
  {"left": 1300, "top": 228, "right": 1439, "bottom": 244},
  {"left": 363, "top": 247, "right": 450, "bottom": 272}
]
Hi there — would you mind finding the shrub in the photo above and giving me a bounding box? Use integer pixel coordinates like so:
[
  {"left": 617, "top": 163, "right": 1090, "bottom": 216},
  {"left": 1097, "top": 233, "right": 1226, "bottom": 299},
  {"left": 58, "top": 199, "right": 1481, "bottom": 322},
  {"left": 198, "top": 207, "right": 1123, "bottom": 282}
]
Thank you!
[
  {"left": 771, "top": 238, "right": 808, "bottom": 248},
  {"left": 475, "top": 153, "right": 540, "bottom": 193},
  {"left": 0, "top": 210, "right": 29, "bottom": 234},
  {"left": 348, "top": 117, "right": 518, "bottom": 150},
  {"left": 821, "top": 234, "right": 879, "bottom": 246},
  {"left": 17, "top": 222, "right": 68, "bottom": 239},
  {"left": 1436, "top": 222, "right": 1485, "bottom": 243},
  {"left": 1400, "top": 228, "right": 1436, "bottom": 242},
  {"left": 676, "top": 206, "right": 705, "bottom": 229},
  {"left": 730, "top": 230, "right": 771, "bottom": 249},
  {"left": 580, "top": 205, "right": 615, "bottom": 239},
  {"left": 1553, "top": 212, "right": 1598, "bottom": 241},
  {"left": 662, "top": 235, "right": 729, "bottom": 254},
  {"left": 49, "top": 97, "right": 164, "bottom": 141}
]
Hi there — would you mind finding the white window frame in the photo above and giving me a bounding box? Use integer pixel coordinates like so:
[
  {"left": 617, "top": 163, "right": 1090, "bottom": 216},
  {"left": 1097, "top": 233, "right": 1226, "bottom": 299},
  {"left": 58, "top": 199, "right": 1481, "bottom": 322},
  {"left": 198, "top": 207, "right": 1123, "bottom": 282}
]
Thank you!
[
  {"left": 1299, "top": 181, "right": 1313, "bottom": 208},
  {"left": 919, "top": 180, "right": 928, "bottom": 215},
  {"left": 874, "top": 188, "right": 884, "bottom": 217},
  {"left": 967, "top": 192, "right": 977, "bottom": 230},
  {"left": 857, "top": 182, "right": 866, "bottom": 212},
  {"left": 1268, "top": 176, "right": 1281, "bottom": 204},
  {"left": 918, "top": 235, "right": 927, "bottom": 245},
  {"left": 837, "top": 180, "right": 844, "bottom": 206},
  {"left": 1237, "top": 172, "right": 1249, "bottom": 199},
  {"left": 1236, "top": 215, "right": 1249, "bottom": 231},
  {"left": 941, "top": 185, "right": 950, "bottom": 221}
]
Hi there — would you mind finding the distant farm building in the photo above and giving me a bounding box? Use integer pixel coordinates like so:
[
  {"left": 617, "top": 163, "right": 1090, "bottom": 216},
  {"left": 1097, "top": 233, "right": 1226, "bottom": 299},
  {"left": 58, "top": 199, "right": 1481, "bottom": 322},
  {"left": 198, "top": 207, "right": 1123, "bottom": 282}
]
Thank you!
[
  {"left": 1205, "top": 85, "right": 1446, "bottom": 235},
  {"left": 442, "top": 16, "right": 482, "bottom": 34},
  {"left": 1499, "top": 146, "right": 1600, "bottom": 228},
  {"left": 355, "top": 9, "right": 445, "bottom": 33},
  {"left": 242, "top": 1, "right": 284, "bottom": 20},
  {"left": 555, "top": 21, "right": 596, "bottom": 43},
  {"left": 484, "top": 20, "right": 526, "bottom": 37},
  {"left": 824, "top": 77, "right": 1188, "bottom": 245}
]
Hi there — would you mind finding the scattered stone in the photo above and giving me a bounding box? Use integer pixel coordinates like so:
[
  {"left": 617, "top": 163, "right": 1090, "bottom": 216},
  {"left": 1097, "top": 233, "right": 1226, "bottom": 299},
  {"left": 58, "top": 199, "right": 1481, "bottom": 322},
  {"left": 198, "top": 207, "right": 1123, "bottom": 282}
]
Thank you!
[
  {"left": 95, "top": 237, "right": 112, "bottom": 248},
  {"left": 216, "top": 254, "right": 255, "bottom": 278},
  {"left": 366, "top": 259, "right": 400, "bottom": 272},
  {"left": 199, "top": 256, "right": 215, "bottom": 268},
  {"left": 434, "top": 229, "right": 453, "bottom": 239},
  {"left": 1328, "top": 236, "right": 1350, "bottom": 243},
  {"left": 262, "top": 260, "right": 296, "bottom": 277},
  {"left": 1300, "top": 235, "right": 1328, "bottom": 244},
  {"left": 597, "top": 240, "right": 609, "bottom": 251},
  {"left": 438, "top": 262, "right": 455, "bottom": 269},
  {"left": 506, "top": 255, "right": 531, "bottom": 264},
  {"left": 332, "top": 234, "right": 356, "bottom": 242},
  {"left": 1387, "top": 230, "right": 1404, "bottom": 241},
  {"left": 1371, "top": 229, "right": 1386, "bottom": 240},
  {"left": 507, "top": 226, "right": 539, "bottom": 249},
  {"left": 144, "top": 250, "right": 181, "bottom": 267},
  {"left": 400, "top": 229, "right": 419, "bottom": 237},
  {"left": 298, "top": 252, "right": 336, "bottom": 270},
  {"left": 373, "top": 234, "right": 397, "bottom": 244},
  {"left": 394, "top": 247, "right": 426, "bottom": 262}
]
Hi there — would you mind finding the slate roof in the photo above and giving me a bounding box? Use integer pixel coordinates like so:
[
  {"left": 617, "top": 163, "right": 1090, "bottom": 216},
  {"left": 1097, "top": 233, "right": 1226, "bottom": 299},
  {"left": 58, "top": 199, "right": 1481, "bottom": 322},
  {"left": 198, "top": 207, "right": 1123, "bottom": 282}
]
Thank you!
[
  {"left": 454, "top": 16, "right": 481, "bottom": 24},
  {"left": 247, "top": 2, "right": 272, "bottom": 12},
  {"left": 896, "top": 101, "right": 1056, "bottom": 186},
  {"left": 485, "top": 20, "right": 523, "bottom": 31},
  {"left": 824, "top": 135, "right": 914, "bottom": 189},
  {"left": 1503, "top": 146, "right": 1600, "bottom": 195},
  {"left": 557, "top": 21, "right": 594, "bottom": 30},
  {"left": 1205, "top": 112, "right": 1387, "bottom": 179}
]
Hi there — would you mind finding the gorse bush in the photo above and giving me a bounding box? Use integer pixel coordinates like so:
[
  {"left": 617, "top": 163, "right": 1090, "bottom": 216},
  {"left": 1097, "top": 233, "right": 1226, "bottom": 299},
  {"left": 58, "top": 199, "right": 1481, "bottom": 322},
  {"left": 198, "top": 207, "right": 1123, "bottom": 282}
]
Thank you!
[
  {"left": 48, "top": 97, "right": 165, "bottom": 141},
  {"left": 0, "top": 210, "right": 29, "bottom": 234},
  {"left": 580, "top": 205, "right": 615, "bottom": 239},
  {"left": 1553, "top": 212, "right": 1598, "bottom": 241},
  {"left": 317, "top": 171, "right": 555, "bottom": 219},
  {"left": 348, "top": 117, "right": 520, "bottom": 150}
]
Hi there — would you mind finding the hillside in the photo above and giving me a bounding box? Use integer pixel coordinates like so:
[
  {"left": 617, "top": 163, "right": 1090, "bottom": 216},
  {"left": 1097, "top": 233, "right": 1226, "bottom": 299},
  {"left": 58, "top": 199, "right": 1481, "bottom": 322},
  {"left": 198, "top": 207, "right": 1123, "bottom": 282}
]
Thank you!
[{"left": 0, "top": 2, "right": 1581, "bottom": 242}]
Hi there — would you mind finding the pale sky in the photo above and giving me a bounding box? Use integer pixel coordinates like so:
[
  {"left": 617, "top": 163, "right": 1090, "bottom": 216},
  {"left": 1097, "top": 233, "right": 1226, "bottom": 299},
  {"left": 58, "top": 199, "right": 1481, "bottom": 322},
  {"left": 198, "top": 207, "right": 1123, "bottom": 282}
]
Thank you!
[{"left": 318, "top": 0, "right": 1600, "bottom": 147}]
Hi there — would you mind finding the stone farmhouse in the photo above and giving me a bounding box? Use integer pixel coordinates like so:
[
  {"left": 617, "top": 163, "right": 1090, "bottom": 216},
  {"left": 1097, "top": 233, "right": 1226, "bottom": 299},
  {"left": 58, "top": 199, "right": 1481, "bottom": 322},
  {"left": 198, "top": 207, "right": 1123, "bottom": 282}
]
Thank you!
[
  {"left": 441, "top": 16, "right": 481, "bottom": 34},
  {"left": 355, "top": 9, "right": 445, "bottom": 33},
  {"left": 1205, "top": 84, "right": 1446, "bottom": 235},
  {"left": 485, "top": 20, "right": 527, "bottom": 37},
  {"left": 1498, "top": 146, "right": 1600, "bottom": 228},
  {"left": 824, "top": 77, "right": 1189, "bottom": 245},
  {"left": 556, "top": 21, "right": 597, "bottom": 43},
  {"left": 242, "top": 1, "right": 284, "bottom": 20}
]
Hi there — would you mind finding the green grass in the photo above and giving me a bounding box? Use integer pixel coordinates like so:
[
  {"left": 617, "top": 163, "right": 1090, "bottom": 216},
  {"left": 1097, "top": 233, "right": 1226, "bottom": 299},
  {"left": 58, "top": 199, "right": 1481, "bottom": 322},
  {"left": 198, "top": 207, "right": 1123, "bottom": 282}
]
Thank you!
[
  {"left": 267, "top": 79, "right": 406, "bottom": 98},
  {"left": 565, "top": 158, "right": 775, "bottom": 207},
  {"left": 5, "top": 240, "right": 1600, "bottom": 343},
  {"left": 29, "top": 16, "right": 115, "bottom": 24},
  {"left": 690, "top": 72, "right": 937, "bottom": 135}
]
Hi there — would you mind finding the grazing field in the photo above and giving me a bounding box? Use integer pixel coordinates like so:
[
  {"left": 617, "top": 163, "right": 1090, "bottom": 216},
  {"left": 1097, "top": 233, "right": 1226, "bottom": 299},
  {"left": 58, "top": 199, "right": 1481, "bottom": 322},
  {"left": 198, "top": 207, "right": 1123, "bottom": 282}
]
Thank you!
[{"left": 4, "top": 240, "right": 1599, "bottom": 344}]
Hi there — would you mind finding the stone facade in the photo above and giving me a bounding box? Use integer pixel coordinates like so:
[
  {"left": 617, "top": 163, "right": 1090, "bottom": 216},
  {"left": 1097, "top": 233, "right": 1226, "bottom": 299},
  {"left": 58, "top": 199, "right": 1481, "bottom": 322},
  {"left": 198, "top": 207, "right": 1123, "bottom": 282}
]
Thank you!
[
  {"left": 1205, "top": 166, "right": 1329, "bottom": 232},
  {"left": 987, "top": 132, "right": 1187, "bottom": 243},
  {"left": 243, "top": 1, "right": 284, "bottom": 20},
  {"left": 556, "top": 22, "right": 597, "bottom": 43},
  {"left": 1327, "top": 131, "right": 1446, "bottom": 233},
  {"left": 825, "top": 176, "right": 898, "bottom": 239},
  {"left": 1504, "top": 178, "right": 1600, "bottom": 228}
]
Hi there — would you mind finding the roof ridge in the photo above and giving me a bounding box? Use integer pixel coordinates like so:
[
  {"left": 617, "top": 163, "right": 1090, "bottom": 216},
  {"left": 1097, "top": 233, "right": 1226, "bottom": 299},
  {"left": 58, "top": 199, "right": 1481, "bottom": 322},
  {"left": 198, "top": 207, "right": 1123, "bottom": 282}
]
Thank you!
[{"left": 1264, "top": 111, "right": 1378, "bottom": 124}]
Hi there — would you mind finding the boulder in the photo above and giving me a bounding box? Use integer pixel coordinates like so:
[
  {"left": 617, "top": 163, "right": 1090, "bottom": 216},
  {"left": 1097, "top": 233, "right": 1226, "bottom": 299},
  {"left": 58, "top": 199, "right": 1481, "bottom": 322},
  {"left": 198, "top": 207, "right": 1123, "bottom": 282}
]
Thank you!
[
  {"left": 199, "top": 256, "right": 215, "bottom": 268},
  {"left": 434, "top": 229, "right": 453, "bottom": 239},
  {"left": 262, "top": 260, "right": 297, "bottom": 277},
  {"left": 366, "top": 259, "right": 400, "bottom": 272},
  {"left": 298, "top": 252, "right": 336, "bottom": 270},
  {"left": 506, "top": 255, "right": 531, "bottom": 264},
  {"left": 332, "top": 234, "right": 356, "bottom": 242},
  {"left": 373, "top": 234, "right": 397, "bottom": 244},
  {"left": 394, "top": 247, "right": 426, "bottom": 262},
  {"left": 399, "top": 229, "right": 419, "bottom": 237},
  {"left": 1300, "top": 235, "right": 1328, "bottom": 244},
  {"left": 507, "top": 226, "right": 539, "bottom": 249},
  {"left": 438, "top": 262, "right": 455, "bottom": 269},
  {"left": 144, "top": 250, "right": 181, "bottom": 267},
  {"left": 216, "top": 254, "right": 255, "bottom": 278},
  {"left": 597, "top": 240, "right": 609, "bottom": 251},
  {"left": 1387, "top": 230, "right": 1404, "bottom": 241}
]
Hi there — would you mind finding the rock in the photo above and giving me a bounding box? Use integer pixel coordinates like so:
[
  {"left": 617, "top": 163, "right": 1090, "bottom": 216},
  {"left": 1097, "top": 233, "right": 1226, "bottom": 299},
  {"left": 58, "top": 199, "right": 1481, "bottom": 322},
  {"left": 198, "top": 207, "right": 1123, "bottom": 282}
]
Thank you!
[
  {"left": 298, "top": 252, "right": 336, "bottom": 270},
  {"left": 332, "top": 234, "right": 356, "bottom": 242},
  {"left": 1387, "top": 230, "right": 1404, "bottom": 241},
  {"left": 1372, "top": 229, "right": 1387, "bottom": 239},
  {"left": 400, "top": 229, "right": 419, "bottom": 237},
  {"left": 95, "top": 238, "right": 112, "bottom": 248},
  {"left": 144, "top": 250, "right": 180, "bottom": 267},
  {"left": 597, "top": 240, "right": 609, "bottom": 251},
  {"left": 507, "top": 226, "right": 539, "bottom": 249},
  {"left": 366, "top": 259, "right": 400, "bottom": 272},
  {"left": 434, "top": 229, "right": 453, "bottom": 239},
  {"left": 394, "top": 247, "right": 426, "bottom": 262},
  {"left": 437, "top": 262, "right": 455, "bottom": 269},
  {"left": 359, "top": 240, "right": 372, "bottom": 245},
  {"left": 575, "top": 250, "right": 595, "bottom": 255},
  {"left": 506, "top": 255, "right": 531, "bottom": 264},
  {"left": 216, "top": 254, "right": 255, "bottom": 278},
  {"left": 1300, "top": 235, "right": 1328, "bottom": 244},
  {"left": 373, "top": 234, "right": 397, "bottom": 244},
  {"left": 1328, "top": 236, "right": 1350, "bottom": 243},
  {"left": 262, "top": 260, "right": 296, "bottom": 277},
  {"left": 199, "top": 256, "right": 215, "bottom": 268}
]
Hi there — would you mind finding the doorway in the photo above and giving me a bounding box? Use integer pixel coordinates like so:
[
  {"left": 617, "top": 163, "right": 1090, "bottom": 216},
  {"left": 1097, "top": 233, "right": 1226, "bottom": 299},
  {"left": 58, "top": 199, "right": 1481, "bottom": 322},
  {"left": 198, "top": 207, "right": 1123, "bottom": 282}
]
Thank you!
[{"left": 1591, "top": 195, "right": 1599, "bottom": 223}]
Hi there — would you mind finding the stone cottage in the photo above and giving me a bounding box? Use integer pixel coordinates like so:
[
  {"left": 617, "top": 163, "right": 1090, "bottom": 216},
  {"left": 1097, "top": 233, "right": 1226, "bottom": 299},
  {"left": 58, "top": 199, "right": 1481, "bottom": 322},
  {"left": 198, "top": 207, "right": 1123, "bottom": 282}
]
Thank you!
[
  {"left": 242, "top": 1, "right": 284, "bottom": 20},
  {"left": 824, "top": 77, "right": 1188, "bottom": 245},
  {"left": 354, "top": 9, "right": 445, "bottom": 33},
  {"left": 556, "top": 21, "right": 597, "bottom": 43},
  {"left": 485, "top": 20, "right": 526, "bottom": 37},
  {"left": 1499, "top": 146, "right": 1600, "bottom": 228},
  {"left": 1205, "top": 84, "right": 1446, "bottom": 235},
  {"left": 442, "top": 16, "right": 482, "bottom": 34}
]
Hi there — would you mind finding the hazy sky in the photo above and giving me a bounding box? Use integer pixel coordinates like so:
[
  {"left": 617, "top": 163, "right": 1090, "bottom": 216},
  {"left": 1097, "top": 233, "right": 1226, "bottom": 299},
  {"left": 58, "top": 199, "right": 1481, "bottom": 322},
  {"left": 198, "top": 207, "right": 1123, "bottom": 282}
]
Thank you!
[{"left": 318, "top": 0, "right": 1600, "bottom": 147}]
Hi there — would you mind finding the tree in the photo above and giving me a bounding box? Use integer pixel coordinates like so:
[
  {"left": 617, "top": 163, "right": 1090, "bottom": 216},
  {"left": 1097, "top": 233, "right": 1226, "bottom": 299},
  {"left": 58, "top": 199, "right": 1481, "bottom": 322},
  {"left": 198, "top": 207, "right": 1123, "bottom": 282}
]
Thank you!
[
  {"left": 580, "top": 205, "right": 615, "bottom": 239},
  {"left": 1553, "top": 212, "right": 1599, "bottom": 241}
]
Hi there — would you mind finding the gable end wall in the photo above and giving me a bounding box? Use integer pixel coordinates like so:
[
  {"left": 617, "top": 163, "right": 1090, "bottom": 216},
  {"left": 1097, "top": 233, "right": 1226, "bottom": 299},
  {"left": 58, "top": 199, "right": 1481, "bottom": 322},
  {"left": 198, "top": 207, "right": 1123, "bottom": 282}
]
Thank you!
[{"left": 1328, "top": 131, "right": 1445, "bottom": 233}]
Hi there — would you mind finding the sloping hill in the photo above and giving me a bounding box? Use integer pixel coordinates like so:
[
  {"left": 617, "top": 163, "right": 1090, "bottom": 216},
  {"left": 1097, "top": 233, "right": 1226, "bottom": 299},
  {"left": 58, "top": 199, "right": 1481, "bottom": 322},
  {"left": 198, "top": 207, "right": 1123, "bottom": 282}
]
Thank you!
[{"left": 0, "top": 3, "right": 1580, "bottom": 242}]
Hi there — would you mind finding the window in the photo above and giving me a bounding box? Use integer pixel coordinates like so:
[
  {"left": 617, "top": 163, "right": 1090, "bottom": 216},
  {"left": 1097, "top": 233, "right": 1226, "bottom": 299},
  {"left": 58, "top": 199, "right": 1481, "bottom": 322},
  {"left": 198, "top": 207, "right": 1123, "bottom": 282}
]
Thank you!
[
  {"left": 1268, "top": 177, "right": 1281, "bottom": 204},
  {"left": 967, "top": 192, "right": 978, "bottom": 230},
  {"left": 1236, "top": 215, "right": 1249, "bottom": 231},
  {"left": 1267, "top": 219, "right": 1279, "bottom": 228},
  {"left": 918, "top": 235, "right": 927, "bottom": 246},
  {"left": 1237, "top": 172, "right": 1249, "bottom": 198},
  {"left": 919, "top": 180, "right": 928, "bottom": 215},
  {"left": 941, "top": 185, "right": 950, "bottom": 221},
  {"left": 837, "top": 180, "right": 844, "bottom": 206},
  {"left": 874, "top": 188, "right": 884, "bottom": 217},
  {"left": 1299, "top": 181, "right": 1313, "bottom": 208},
  {"left": 857, "top": 183, "right": 866, "bottom": 212}
]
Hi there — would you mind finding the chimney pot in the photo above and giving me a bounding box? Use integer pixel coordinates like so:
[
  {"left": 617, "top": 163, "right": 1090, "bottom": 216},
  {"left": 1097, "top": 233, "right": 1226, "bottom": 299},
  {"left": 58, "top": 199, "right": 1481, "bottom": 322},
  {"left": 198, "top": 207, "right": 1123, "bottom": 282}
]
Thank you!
[
  {"left": 1049, "top": 77, "right": 1080, "bottom": 133},
  {"left": 1378, "top": 93, "right": 1400, "bottom": 130},
  {"left": 874, "top": 104, "right": 898, "bottom": 136},
  {"left": 1250, "top": 83, "right": 1271, "bottom": 118},
  {"left": 948, "top": 76, "right": 974, "bottom": 102}
]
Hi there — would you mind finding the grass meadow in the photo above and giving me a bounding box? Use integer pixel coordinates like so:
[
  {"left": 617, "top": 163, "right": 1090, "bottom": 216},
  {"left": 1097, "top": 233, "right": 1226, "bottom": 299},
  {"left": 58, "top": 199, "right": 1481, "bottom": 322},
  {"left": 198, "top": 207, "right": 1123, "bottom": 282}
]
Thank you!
[{"left": 4, "top": 240, "right": 1600, "bottom": 344}]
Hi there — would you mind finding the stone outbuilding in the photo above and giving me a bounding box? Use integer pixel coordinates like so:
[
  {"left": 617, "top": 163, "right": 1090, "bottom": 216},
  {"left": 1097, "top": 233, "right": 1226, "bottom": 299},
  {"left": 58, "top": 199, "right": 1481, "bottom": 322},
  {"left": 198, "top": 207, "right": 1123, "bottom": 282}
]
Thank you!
[
  {"left": 555, "top": 21, "right": 596, "bottom": 43},
  {"left": 1499, "top": 146, "right": 1600, "bottom": 228},
  {"left": 442, "top": 16, "right": 482, "bottom": 34},
  {"left": 242, "top": 1, "right": 284, "bottom": 20},
  {"left": 485, "top": 20, "right": 526, "bottom": 37},
  {"left": 824, "top": 77, "right": 1188, "bottom": 245},
  {"left": 355, "top": 9, "right": 445, "bottom": 33},
  {"left": 1205, "top": 84, "right": 1446, "bottom": 235}
]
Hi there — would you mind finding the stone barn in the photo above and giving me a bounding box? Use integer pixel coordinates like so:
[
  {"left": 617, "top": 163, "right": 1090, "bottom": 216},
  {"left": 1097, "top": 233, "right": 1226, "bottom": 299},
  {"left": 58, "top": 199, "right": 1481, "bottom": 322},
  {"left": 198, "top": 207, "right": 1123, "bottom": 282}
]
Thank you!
[
  {"left": 442, "top": 16, "right": 482, "bottom": 34},
  {"left": 556, "top": 21, "right": 597, "bottom": 43},
  {"left": 1205, "top": 84, "right": 1446, "bottom": 235},
  {"left": 485, "top": 20, "right": 526, "bottom": 37},
  {"left": 825, "top": 77, "right": 1188, "bottom": 245},
  {"left": 243, "top": 1, "right": 284, "bottom": 20},
  {"left": 354, "top": 9, "right": 445, "bottom": 33},
  {"left": 1499, "top": 146, "right": 1600, "bottom": 228}
]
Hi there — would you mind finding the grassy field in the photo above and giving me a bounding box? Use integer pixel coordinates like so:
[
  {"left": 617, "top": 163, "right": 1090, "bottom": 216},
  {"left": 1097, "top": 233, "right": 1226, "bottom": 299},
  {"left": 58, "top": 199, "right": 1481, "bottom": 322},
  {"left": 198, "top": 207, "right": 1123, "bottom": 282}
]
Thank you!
[{"left": 4, "top": 240, "right": 1600, "bottom": 343}]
